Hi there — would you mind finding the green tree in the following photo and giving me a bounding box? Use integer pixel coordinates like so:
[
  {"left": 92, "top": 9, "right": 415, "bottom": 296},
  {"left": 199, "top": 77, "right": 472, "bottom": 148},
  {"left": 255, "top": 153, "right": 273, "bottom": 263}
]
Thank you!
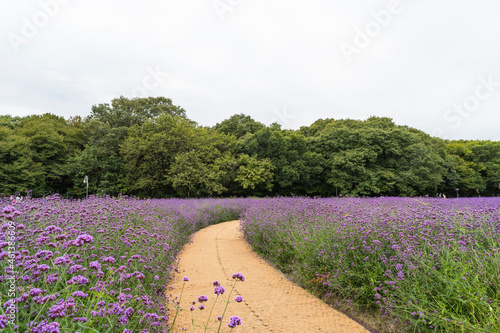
[
  {"left": 70, "top": 96, "right": 187, "bottom": 196},
  {"left": 239, "top": 126, "right": 326, "bottom": 195},
  {"left": 168, "top": 151, "right": 225, "bottom": 197},
  {"left": 0, "top": 114, "right": 84, "bottom": 197},
  {"left": 0, "top": 115, "right": 22, "bottom": 130},
  {"left": 444, "top": 140, "right": 500, "bottom": 196},
  {"left": 167, "top": 128, "right": 235, "bottom": 197},
  {"left": 214, "top": 114, "right": 265, "bottom": 139},
  {"left": 120, "top": 114, "right": 197, "bottom": 197},
  {"left": 235, "top": 154, "right": 274, "bottom": 194},
  {"left": 14, "top": 114, "right": 85, "bottom": 196},
  {"left": 89, "top": 96, "right": 186, "bottom": 128},
  {"left": 310, "top": 117, "right": 445, "bottom": 196},
  {"left": 0, "top": 126, "right": 44, "bottom": 196}
]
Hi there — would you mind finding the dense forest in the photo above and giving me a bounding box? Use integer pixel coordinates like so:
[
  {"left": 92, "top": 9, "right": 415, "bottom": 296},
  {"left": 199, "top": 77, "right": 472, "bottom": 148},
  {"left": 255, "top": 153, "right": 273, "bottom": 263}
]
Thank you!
[{"left": 1, "top": 96, "right": 499, "bottom": 198}]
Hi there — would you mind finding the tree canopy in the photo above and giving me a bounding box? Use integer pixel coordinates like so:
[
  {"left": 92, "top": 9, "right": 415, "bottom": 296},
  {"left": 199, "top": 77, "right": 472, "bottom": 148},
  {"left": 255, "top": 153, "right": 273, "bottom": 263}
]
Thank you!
[{"left": 1, "top": 97, "right": 498, "bottom": 198}]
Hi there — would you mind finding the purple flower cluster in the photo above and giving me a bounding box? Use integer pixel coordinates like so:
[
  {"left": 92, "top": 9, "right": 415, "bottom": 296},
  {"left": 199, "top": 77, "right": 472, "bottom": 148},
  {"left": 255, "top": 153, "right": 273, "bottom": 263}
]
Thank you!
[
  {"left": 231, "top": 272, "right": 245, "bottom": 282},
  {"left": 27, "top": 320, "right": 61, "bottom": 333},
  {"left": 71, "top": 234, "right": 94, "bottom": 247},
  {"left": 227, "top": 316, "right": 242, "bottom": 328},
  {"left": 48, "top": 298, "right": 76, "bottom": 318},
  {"left": 198, "top": 295, "right": 209, "bottom": 303},
  {"left": 214, "top": 285, "right": 225, "bottom": 295}
]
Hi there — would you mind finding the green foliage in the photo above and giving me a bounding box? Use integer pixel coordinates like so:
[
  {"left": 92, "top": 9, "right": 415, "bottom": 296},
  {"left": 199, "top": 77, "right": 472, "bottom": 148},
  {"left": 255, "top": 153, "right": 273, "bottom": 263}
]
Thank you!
[
  {"left": 214, "top": 113, "right": 265, "bottom": 139},
  {"left": 0, "top": 128, "right": 45, "bottom": 195},
  {"left": 121, "top": 114, "right": 197, "bottom": 197},
  {"left": 235, "top": 154, "right": 274, "bottom": 193},
  {"left": 239, "top": 127, "right": 324, "bottom": 195},
  {"left": 168, "top": 151, "right": 226, "bottom": 197},
  {"left": 0, "top": 114, "right": 84, "bottom": 196},
  {"left": 0, "top": 115, "right": 22, "bottom": 129},
  {"left": 0, "top": 100, "right": 498, "bottom": 198},
  {"left": 310, "top": 118, "right": 446, "bottom": 196},
  {"left": 89, "top": 96, "right": 187, "bottom": 128},
  {"left": 68, "top": 97, "right": 188, "bottom": 197},
  {"left": 444, "top": 140, "right": 500, "bottom": 196}
]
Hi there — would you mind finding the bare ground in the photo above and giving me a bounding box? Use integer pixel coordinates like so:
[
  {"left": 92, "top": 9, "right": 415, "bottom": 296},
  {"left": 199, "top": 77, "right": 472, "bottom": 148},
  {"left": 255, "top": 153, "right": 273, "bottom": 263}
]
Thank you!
[{"left": 166, "top": 220, "right": 370, "bottom": 333}]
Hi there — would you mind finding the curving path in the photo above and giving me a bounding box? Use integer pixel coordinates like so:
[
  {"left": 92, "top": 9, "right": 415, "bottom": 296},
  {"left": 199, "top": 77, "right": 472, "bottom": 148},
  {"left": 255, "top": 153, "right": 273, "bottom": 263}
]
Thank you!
[{"left": 166, "top": 220, "right": 369, "bottom": 333}]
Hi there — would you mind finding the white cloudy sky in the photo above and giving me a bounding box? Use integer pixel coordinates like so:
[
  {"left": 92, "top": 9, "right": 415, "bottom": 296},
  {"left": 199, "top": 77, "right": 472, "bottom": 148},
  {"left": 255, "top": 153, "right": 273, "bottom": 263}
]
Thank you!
[{"left": 1, "top": 0, "right": 499, "bottom": 140}]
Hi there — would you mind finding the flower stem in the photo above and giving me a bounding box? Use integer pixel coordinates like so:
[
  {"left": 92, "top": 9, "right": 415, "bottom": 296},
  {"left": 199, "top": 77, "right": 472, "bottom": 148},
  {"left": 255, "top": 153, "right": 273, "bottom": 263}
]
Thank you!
[
  {"left": 169, "top": 281, "right": 186, "bottom": 332},
  {"left": 217, "top": 281, "right": 238, "bottom": 333},
  {"left": 204, "top": 294, "right": 219, "bottom": 332}
]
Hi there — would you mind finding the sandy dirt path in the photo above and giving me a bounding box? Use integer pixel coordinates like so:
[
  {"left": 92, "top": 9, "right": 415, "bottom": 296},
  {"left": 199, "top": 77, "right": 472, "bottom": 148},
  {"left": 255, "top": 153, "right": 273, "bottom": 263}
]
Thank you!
[{"left": 166, "top": 220, "right": 369, "bottom": 333}]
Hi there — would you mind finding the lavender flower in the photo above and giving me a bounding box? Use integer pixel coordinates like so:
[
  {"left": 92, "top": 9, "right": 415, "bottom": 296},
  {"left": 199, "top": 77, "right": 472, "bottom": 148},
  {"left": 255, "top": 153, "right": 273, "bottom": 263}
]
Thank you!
[
  {"left": 72, "top": 234, "right": 94, "bottom": 247},
  {"left": 214, "top": 286, "right": 225, "bottom": 295},
  {"left": 29, "top": 288, "right": 44, "bottom": 297},
  {"left": 68, "top": 264, "right": 84, "bottom": 274},
  {"left": 31, "top": 321, "right": 61, "bottom": 333},
  {"left": 198, "top": 295, "right": 208, "bottom": 303},
  {"left": 72, "top": 291, "right": 88, "bottom": 298},
  {"left": 66, "top": 275, "right": 89, "bottom": 285},
  {"left": 2, "top": 206, "right": 15, "bottom": 214},
  {"left": 227, "top": 316, "right": 242, "bottom": 328},
  {"left": 53, "top": 255, "right": 71, "bottom": 266},
  {"left": 0, "top": 315, "right": 7, "bottom": 329},
  {"left": 231, "top": 272, "right": 245, "bottom": 282},
  {"left": 89, "top": 261, "right": 101, "bottom": 270},
  {"left": 101, "top": 256, "right": 116, "bottom": 263},
  {"left": 72, "top": 317, "right": 88, "bottom": 323}
]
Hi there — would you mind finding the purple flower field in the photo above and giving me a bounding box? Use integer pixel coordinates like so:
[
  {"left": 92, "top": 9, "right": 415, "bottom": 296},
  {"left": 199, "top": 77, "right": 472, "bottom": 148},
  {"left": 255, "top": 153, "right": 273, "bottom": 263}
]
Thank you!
[
  {"left": 2, "top": 195, "right": 499, "bottom": 332},
  {"left": 0, "top": 195, "right": 250, "bottom": 332},
  {"left": 241, "top": 197, "right": 500, "bottom": 332}
]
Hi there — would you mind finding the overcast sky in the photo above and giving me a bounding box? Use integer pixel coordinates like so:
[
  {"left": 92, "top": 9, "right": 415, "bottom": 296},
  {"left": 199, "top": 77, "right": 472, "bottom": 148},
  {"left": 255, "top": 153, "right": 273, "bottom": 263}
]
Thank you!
[{"left": 1, "top": 0, "right": 499, "bottom": 140}]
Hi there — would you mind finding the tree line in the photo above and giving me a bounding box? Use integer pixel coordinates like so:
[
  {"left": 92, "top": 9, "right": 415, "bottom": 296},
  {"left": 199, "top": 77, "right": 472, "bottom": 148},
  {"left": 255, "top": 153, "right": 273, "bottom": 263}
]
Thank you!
[{"left": 1, "top": 96, "right": 499, "bottom": 198}]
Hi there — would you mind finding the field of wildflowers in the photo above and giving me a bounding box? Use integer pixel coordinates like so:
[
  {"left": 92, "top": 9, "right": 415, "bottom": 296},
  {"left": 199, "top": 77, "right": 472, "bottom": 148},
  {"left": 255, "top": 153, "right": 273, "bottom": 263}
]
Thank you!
[
  {"left": 241, "top": 197, "right": 500, "bottom": 333},
  {"left": 0, "top": 195, "right": 249, "bottom": 332},
  {"left": 2, "top": 195, "right": 499, "bottom": 332}
]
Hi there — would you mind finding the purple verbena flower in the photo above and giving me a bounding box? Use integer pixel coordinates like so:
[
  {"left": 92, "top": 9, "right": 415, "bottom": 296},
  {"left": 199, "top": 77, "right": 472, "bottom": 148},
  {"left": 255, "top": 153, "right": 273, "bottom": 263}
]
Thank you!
[
  {"left": 2, "top": 206, "right": 15, "bottom": 214},
  {"left": 231, "top": 272, "right": 245, "bottom": 281},
  {"left": 72, "top": 291, "right": 88, "bottom": 298},
  {"left": 68, "top": 265, "right": 84, "bottom": 274},
  {"left": 29, "top": 288, "right": 44, "bottom": 297},
  {"left": 54, "top": 255, "right": 71, "bottom": 266},
  {"left": 101, "top": 256, "right": 116, "bottom": 263},
  {"left": 0, "top": 315, "right": 7, "bottom": 329},
  {"left": 214, "top": 286, "right": 225, "bottom": 295},
  {"left": 72, "top": 234, "right": 94, "bottom": 247},
  {"left": 66, "top": 275, "right": 89, "bottom": 286},
  {"left": 227, "top": 316, "right": 242, "bottom": 328},
  {"left": 89, "top": 261, "right": 101, "bottom": 270}
]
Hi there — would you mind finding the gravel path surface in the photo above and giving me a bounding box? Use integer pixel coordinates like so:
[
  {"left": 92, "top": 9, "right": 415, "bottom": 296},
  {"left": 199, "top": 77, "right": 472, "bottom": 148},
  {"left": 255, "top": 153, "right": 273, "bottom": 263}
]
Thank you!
[{"left": 167, "top": 220, "right": 369, "bottom": 333}]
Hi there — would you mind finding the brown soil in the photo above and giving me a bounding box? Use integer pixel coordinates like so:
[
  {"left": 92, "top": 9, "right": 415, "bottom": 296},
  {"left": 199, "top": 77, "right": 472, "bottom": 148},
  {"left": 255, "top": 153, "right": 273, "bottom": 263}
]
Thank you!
[{"left": 166, "top": 220, "right": 370, "bottom": 333}]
